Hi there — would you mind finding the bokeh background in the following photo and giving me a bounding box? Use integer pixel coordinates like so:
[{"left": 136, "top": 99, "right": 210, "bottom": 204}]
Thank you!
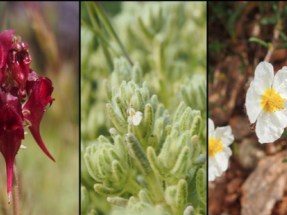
[
  {"left": 0, "top": 2, "right": 79, "bottom": 215},
  {"left": 209, "top": 2, "right": 287, "bottom": 215}
]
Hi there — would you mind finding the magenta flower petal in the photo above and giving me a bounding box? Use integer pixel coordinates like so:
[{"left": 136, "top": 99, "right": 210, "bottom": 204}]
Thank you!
[
  {"left": 0, "top": 29, "right": 55, "bottom": 202},
  {"left": 23, "top": 76, "right": 55, "bottom": 162},
  {"left": 0, "top": 89, "right": 24, "bottom": 201},
  {"left": 0, "top": 29, "right": 14, "bottom": 86},
  {"left": 0, "top": 29, "right": 14, "bottom": 68},
  {"left": 7, "top": 42, "right": 32, "bottom": 90}
]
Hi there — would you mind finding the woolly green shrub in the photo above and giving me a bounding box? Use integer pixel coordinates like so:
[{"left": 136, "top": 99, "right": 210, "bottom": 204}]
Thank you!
[{"left": 81, "top": 2, "right": 206, "bottom": 215}]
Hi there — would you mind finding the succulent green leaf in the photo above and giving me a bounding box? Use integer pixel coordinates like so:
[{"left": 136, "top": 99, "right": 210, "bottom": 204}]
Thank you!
[
  {"left": 147, "top": 147, "right": 169, "bottom": 178},
  {"left": 176, "top": 179, "right": 188, "bottom": 206},
  {"left": 106, "top": 103, "right": 127, "bottom": 132},
  {"left": 94, "top": 184, "right": 124, "bottom": 197},
  {"left": 126, "top": 133, "right": 151, "bottom": 174},
  {"left": 107, "top": 197, "right": 129, "bottom": 207}
]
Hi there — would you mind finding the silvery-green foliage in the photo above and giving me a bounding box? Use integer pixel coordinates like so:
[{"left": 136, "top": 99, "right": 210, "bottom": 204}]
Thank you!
[
  {"left": 180, "top": 75, "right": 206, "bottom": 114},
  {"left": 84, "top": 80, "right": 206, "bottom": 215},
  {"left": 81, "top": 2, "right": 206, "bottom": 215},
  {"left": 81, "top": 1, "right": 206, "bottom": 112},
  {"left": 179, "top": 75, "right": 207, "bottom": 148}
]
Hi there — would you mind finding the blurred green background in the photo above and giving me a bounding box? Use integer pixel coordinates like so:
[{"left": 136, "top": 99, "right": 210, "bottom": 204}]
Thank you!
[{"left": 0, "top": 2, "right": 79, "bottom": 215}]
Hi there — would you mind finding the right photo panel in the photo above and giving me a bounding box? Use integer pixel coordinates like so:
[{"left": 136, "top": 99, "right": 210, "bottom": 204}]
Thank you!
[{"left": 208, "top": 2, "right": 287, "bottom": 215}]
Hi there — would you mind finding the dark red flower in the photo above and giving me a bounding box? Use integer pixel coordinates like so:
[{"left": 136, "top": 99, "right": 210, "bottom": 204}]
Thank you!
[
  {"left": 7, "top": 41, "right": 32, "bottom": 91},
  {"left": 0, "top": 29, "right": 55, "bottom": 202},
  {"left": 0, "top": 29, "right": 14, "bottom": 86},
  {"left": 0, "top": 88, "right": 24, "bottom": 202},
  {"left": 23, "top": 72, "right": 55, "bottom": 162}
]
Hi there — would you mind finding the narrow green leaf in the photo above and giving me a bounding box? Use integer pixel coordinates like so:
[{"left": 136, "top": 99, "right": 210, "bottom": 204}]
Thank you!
[
  {"left": 275, "top": 42, "right": 287, "bottom": 49},
  {"left": 126, "top": 133, "right": 151, "bottom": 174},
  {"left": 107, "top": 197, "right": 128, "bottom": 207},
  {"left": 94, "top": 184, "right": 123, "bottom": 196},
  {"left": 176, "top": 179, "right": 188, "bottom": 206},
  {"left": 280, "top": 31, "right": 287, "bottom": 41},
  {"left": 196, "top": 168, "right": 206, "bottom": 204},
  {"left": 93, "top": 2, "right": 133, "bottom": 66},
  {"left": 147, "top": 147, "right": 169, "bottom": 178},
  {"left": 249, "top": 37, "right": 268, "bottom": 48},
  {"left": 137, "top": 16, "right": 154, "bottom": 40}
]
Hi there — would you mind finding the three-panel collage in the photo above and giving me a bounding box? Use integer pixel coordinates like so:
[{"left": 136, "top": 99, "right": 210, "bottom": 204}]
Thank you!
[{"left": 0, "top": 1, "right": 287, "bottom": 215}]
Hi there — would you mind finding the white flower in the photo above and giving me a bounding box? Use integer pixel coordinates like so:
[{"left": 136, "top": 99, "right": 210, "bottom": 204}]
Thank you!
[
  {"left": 20, "top": 145, "right": 27, "bottom": 150},
  {"left": 208, "top": 118, "right": 234, "bottom": 181},
  {"left": 127, "top": 108, "right": 142, "bottom": 126},
  {"left": 246, "top": 62, "right": 287, "bottom": 143}
]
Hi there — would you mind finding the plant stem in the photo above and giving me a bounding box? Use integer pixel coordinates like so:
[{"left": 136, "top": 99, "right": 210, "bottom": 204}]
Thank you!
[
  {"left": 146, "top": 172, "right": 164, "bottom": 202},
  {"left": 85, "top": 2, "right": 114, "bottom": 72},
  {"left": 12, "top": 162, "right": 20, "bottom": 215},
  {"left": 264, "top": 3, "right": 282, "bottom": 62},
  {"left": 126, "top": 178, "right": 142, "bottom": 196}
]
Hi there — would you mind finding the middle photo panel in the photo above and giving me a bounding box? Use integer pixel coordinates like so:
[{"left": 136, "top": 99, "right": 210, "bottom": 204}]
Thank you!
[{"left": 81, "top": 2, "right": 207, "bottom": 215}]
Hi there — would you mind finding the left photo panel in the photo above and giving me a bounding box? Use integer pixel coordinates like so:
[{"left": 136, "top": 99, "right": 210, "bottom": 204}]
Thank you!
[
  {"left": 81, "top": 2, "right": 207, "bottom": 215},
  {"left": 0, "top": 2, "right": 79, "bottom": 215}
]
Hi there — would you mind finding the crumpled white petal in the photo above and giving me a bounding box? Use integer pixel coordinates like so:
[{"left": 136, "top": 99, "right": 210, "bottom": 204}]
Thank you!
[
  {"left": 208, "top": 119, "right": 234, "bottom": 182},
  {"left": 208, "top": 147, "right": 231, "bottom": 181},
  {"left": 127, "top": 108, "right": 142, "bottom": 126},
  {"left": 132, "top": 111, "right": 142, "bottom": 125},
  {"left": 245, "top": 81, "right": 263, "bottom": 123},
  {"left": 273, "top": 66, "right": 287, "bottom": 98},
  {"left": 215, "top": 126, "right": 234, "bottom": 147},
  {"left": 208, "top": 118, "right": 215, "bottom": 134},
  {"left": 256, "top": 110, "right": 287, "bottom": 143},
  {"left": 253, "top": 61, "right": 274, "bottom": 95}
]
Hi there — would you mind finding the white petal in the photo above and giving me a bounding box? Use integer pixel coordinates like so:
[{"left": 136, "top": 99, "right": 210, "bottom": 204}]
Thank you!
[
  {"left": 215, "top": 126, "right": 234, "bottom": 146},
  {"left": 208, "top": 157, "right": 221, "bottom": 181},
  {"left": 215, "top": 147, "right": 232, "bottom": 171},
  {"left": 273, "top": 67, "right": 287, "bottom": 98},
  {"left": 208, "top": 160, "right": 217, "bottom": 181},
  {"left": 245, "top": 81, "right": 263, "bottom": 123},
  {"left": 253, "top": 61, "right": 274, "bottom": 94},
  {"left": 136, "top": 111, "right": 143, "bottom": 117},
  {"left": 282, "top": 100, "right": 287, "bottom": 116},
  {"left": 132, "top": 112, "right": 142, "bottom": 126},
  {"left": 20, "top": 145, "right": 27, "bottom": 149},
  {"left": 128, "top": 116, "right": 133, "bottom": 123},
  {"left": 208, "top": 147, "right": 231, "bottom": 181},
  {"left": 208, "top": 118, "right": 215, "bottom": 133},
  {"left": 128, "top": 108, "right": 136, "bottom": 116},
  {"left": 256, "top": 110, "right": 287, "bottom": 143}
]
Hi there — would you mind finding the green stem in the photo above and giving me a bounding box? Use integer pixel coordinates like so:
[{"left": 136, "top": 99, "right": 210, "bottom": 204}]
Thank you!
[
  {"left": 146, "top": 172, "right": 164, "bottom": 202},
  {"left": 81, "top": 20, "right": 109, "bottom": 48},
  {"left": 125, "top": 178, "right": 142, "bottom": 196},
  {"left": 85, "top": 2, "right": 113, "bottom": 71},
  {"left": 93, "top": 2, "right": 133, "bottom": 66},
  {"left": 156, "top": 40, "right": 169, "bottom": 106}
]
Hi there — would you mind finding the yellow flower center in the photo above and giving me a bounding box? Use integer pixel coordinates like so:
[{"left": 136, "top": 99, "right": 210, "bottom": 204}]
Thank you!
[
  {"left": 129, "top": 109, "right": 136, "bottom": 118},
  {"left": 261, "top": 88, "right": 285, "bottom": 113},
  {"left": 209, "top": 138, "right": 223, "bottom": 157}
]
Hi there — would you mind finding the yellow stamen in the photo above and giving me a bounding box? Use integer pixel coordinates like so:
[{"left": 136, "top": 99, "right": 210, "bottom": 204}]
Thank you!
[
  {"left": 130, "top": 109, "right": 136, "bottom": 119},
  {"left": 209, "top": 138, "right": 223, "bottom": 157},
  {"left": 261, "top": 88, "right": 285, "bottom": 113}
]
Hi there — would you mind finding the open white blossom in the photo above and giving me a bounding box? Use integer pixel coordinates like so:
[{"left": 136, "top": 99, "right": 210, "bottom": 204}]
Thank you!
[
  {"left": 246, "top": 62, "right": 287, "bottom": 143},
  {"left": 127, "top": 108, "right": 142, "bottom": 126},
  {"left": 208, "top": 118, "right": 234, "bottom": 181}
]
